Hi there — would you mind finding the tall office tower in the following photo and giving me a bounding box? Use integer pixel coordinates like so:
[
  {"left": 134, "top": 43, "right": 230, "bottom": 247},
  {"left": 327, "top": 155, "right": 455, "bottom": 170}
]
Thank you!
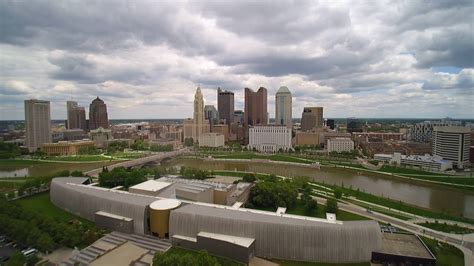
[
  {"left": 244, "top": 87, "right": 267, "bottom": 126},
  {"left": 346, "top": 117, "right": 363, "bottom": 133},
  {"left": 275, "top": 86, "right": 292, "bottom": 128},
  {"left": 204, "top": 105, "right": 219, "bottom": 125},
  {"left": 217, "top": 88, "right": 234, "bottom": 124},
  {"left": 300, "top": 107, "right": 323, "bottom": 131},
  {"left": 326, "top": 119, "right": 335, "bottom": 130},
  {"left": 89, "top": 97, "right": 109, "bottom": 130},
  {"left": 184, "top": 87, "right": 210, "bottom": 142},
  {"left": 25, "top": 99, "right": 52, "bottom": 152},
  {"left": 67, "top": 101, "right": 86, "bottom": 130},
  {"left": 432, "top": 126, "right": 471, "bottom": 169}
]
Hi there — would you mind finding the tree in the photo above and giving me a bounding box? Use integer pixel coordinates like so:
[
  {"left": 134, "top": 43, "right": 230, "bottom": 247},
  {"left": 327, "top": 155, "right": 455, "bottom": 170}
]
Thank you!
[
  {"left": 7, "top": 251, "right": 25, "bottom": 266},
  {"left": 334, "top": 188, "right": 343, "bottom": 199},
  {"left": 326, "top": 198, "right": 338, "bottom": 213},
  {"left": 184, "top": 138, "right": 194, "bottom": 147},
  {"left": 153, "top": 249, "right": 220, "bottom": 266},
  {"left": 304, "top": 199, "right": 318, "bottom": 216},
  {"left": 242, "top": 173, "right": 256, "bottom": 183}
]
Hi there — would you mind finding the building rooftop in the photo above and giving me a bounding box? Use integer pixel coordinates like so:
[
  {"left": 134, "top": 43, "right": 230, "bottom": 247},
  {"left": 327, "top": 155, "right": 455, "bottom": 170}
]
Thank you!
[
  {"left": 375, "top": 233, "right": 435, "bottom": 260},
  {"left": 129, "top": 180, "right": 172, "bottom": 192},
  {"left": 197, "top": 231, "right": 255, "bottom": 248},
  {"left": 150, "top": 199, "right": 181, "bottom": 210}
]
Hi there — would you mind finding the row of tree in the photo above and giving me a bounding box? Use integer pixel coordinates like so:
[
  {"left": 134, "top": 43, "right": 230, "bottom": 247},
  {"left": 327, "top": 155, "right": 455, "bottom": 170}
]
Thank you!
[
  {"left": 98, "top": 167, "right": 149, "bottom": 188},
  {"left": 0, "top": 197, "right": 104, "bottom": 253},
  {"left": 0, "top": 142, "right": 21, "bottom": 159},
  {"left": 179, "top": 166, "right": 213, "bottom": 180}
]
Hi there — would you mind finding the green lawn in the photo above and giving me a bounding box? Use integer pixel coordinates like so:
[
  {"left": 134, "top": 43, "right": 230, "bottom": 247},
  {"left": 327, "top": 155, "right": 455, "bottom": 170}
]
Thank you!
[
  {"left": 417, "top": 222, "right": 474, "bottom": 234},
  {"left": 42, "top": 155, "right": 113, "bottom": 162},
  {"left": 420, "top": 236, "right": 464, "bottom": 266},
  {"left": 379, "top": 165, "right": 449, "bottom": 176},
  {"left": 212, "top": 153, "right": 314, "bottom": 164},
  {"left": 309, "top": 180, "right": 474, "bottom": 225},
  {"left": 16, "top": 192, "right": 94, "bottom": 226},
  {"left": 164, "top": 247, "right": 243, "bottom": 266},
  {"left": 285, "top": 199, "right": 369, "bottom": 221},
  {"left": 274, "top": 260, "right": 370, "bottom": 266}
]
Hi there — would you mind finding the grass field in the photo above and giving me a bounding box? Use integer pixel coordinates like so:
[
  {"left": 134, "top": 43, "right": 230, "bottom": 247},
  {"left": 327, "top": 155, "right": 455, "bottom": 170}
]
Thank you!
[
  {"left": 379, "top": 165, "right": 450, "bottom": 176},
  {"left": 16, "top": 192, "right": 94, "bottom": 226},
  {"left": 417, "top": 222, "right": 474, "bottom": 234},
  {"left": 420, "top": 236, "right": 464, "bottom": 266},
  {"left": 163, "top": 247, "right": 244, "bottom": 266},
  {"left": 212, "top": 153, "right": 314, "bottom": 164},
  {"left": 43, "top": 155, "right": 113, "bottom": 162},
  {"left": 285, "top": 199, "right": 369, "bottom": 221},
  {"left": 309, "top": 180, "right": 474, "bottom": 225}
]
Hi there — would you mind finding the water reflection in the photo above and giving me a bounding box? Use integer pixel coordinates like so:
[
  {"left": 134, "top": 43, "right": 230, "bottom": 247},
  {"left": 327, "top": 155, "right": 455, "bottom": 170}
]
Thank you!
[
  {"left": 161, "top": 158, "right": 474, "bottom": 219},
  {"left": 0, "top": 168, "right": 28, "bottom": 178}
]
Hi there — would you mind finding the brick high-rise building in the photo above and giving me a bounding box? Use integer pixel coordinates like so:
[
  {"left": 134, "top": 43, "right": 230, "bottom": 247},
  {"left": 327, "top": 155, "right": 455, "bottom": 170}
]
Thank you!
[
  {"left": 67, "top": 101, "right": 86, "bottom": 131},
  {"left": 244, "top": 87, "right": 267, "bottom": 126},
  {"left": 89, "top": 97, "right": 109, "bottom": 130},
  {"left": 25, "top": 99, "right": 52, "bottom": 152},
  {"left": 217, "top": 88, "right": 234, "bottom": 125},
  {"left": 300, "top": 107, "right": 323, "bottom": 131}
]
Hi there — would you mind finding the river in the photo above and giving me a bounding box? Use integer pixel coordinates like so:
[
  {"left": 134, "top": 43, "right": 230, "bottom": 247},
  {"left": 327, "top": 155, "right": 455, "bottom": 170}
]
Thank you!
[
  {"left": 0, "top": 161, "right": 117, "bottom": 178},
  {"left": 161, "top": 158, "right": 474, "bottom": 219}
]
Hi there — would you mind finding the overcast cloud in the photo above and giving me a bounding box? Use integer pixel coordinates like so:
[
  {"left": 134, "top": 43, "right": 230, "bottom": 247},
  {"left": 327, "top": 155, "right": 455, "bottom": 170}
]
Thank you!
[{"left": 0, "top": 0, "right": 473, "bottom": 120}]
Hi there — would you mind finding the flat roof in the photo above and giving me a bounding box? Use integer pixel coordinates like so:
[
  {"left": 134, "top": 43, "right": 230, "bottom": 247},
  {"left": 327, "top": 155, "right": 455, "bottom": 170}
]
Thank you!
[
  {"left": 129, "top": 180, "right": 171, "bottom": 192},
  {"left": 375, "top": 233, "right": 435, "bottom": 259},
  {"left": 150, "top": 199, "right": 181, "bottom": 210},
  {"left": 95, "top": 211, "right": 133, "bottom": 222},
  {"left": 90, "top": 241, "right": 148, "bottom": 266},
  {"left": 198, "top": 231, "right": 255, "bottom": 248}
]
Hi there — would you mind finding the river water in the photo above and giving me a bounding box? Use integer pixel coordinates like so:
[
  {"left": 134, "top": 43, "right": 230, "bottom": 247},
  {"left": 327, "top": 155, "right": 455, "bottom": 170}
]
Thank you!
[{"left": 161, "top": 158, "right": 474, "bottom": 219}]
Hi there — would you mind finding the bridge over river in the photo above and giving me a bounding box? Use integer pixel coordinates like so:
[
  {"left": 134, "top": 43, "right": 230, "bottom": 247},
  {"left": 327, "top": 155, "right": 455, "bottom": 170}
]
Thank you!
[{"left": 85, "top": 149, "right": 188, "bottom": 177}]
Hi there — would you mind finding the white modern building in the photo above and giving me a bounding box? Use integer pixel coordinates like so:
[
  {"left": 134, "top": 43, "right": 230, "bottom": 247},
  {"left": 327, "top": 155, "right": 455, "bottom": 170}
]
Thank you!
[
  {"left": 198, "top": 133, "right": 225, "bottom": 148},
  {"left": 374, "top": 153, "right": 453, "bottom": 172},
  {"left": 409, "top": 120, "right": 461, "bottom": 142},
  {"left": 25, "top": 99, "right": 52, "bottom": 152},
  {"left": 432, "top": 126, "right": 471, "bottom": 169},
  {"left": 248, "top": 125, "right": 292, "bottom": 153},
  {"left": 327, "top": 138, "right": 354, "bottom": 153},
  {"left": 275, "top": 86, "right": 292, "bottom": 128}
]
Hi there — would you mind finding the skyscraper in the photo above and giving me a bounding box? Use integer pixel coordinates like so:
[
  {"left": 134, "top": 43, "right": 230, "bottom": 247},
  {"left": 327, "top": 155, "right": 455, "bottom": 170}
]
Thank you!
[
  {"left": 183, "top": 87, "right": 210, "bottom": 142},
  {"left": 346, "top": 117, "right": 363, "bottom": 133},
  {"left": 204, "top": 105, "right": 219, "bottom": 125},
  {"left": 275, "top": 86, "right": 292, "bottom": 128},
  {"left": 300, "top": 107, "right": 323, "bottom": 131},
  {"left": 25, "top": 99, "right": 52, "bottom": 152},
  {"left": 244, "top": 87, "right": 267, "bottom": 126},
  {"left": 217, "top": 88, "right": 234, "bottom": 125},
  {"left": 432, "top": 126, "right": 471, "bottom": 169},
  {"left": 67, "top": 101, "right": 86, "bottom": 130},
  {"left": 89, "top": 97, "right": 109, "bottom": 130}
]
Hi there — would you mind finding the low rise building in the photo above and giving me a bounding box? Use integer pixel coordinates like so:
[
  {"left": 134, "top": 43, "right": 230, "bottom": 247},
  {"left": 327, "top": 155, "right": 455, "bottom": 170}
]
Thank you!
[
  {"left": 41, "top": 140, "right": 95, "bottom": 156},
  {"left": 327, "top": 138, "right": 354, "bottom": 153},
  {"left": 211, "top": 124, "right": 229, "bottom": 142},
  {"left": 90, "top": 127, "right": 113, "bottom": 148},
  {"left": 199, "top": 133, "right": 225, "bottom": 148},
  {"left": 248, "top": 125, "right": 292, "bottom": 153},
  {"left": 295, "top": 131, "right": 320, "bottom": 146},
  {"left": 374, "top": 153, "right": 453, "bottom": 171}
]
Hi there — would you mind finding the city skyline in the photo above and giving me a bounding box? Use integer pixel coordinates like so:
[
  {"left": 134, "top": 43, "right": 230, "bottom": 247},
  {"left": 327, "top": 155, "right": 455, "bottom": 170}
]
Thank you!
[{"left": 1, "top": 1, "right": 473, "bottom": 120}]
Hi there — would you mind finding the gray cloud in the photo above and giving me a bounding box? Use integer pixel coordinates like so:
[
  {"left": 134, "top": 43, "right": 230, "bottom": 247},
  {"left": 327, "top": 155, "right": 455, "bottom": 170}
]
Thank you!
[{"left": 0, "top": 0, "right": 473, "bottom": 119}]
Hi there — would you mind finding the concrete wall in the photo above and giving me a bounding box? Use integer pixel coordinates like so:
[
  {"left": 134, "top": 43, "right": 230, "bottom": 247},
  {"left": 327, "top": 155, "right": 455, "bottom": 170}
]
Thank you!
[
  {"left": 94, "top": 212, "right": 134, "bottom": 234},
  {"left": 196, "top": 234, "right": 254, "bottom": 264}
]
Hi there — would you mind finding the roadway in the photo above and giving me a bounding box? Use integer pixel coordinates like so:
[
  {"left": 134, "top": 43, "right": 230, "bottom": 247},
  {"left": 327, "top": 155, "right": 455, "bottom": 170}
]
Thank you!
[{"left": 84, "top": 149, "right": 188, "bottom": 177}]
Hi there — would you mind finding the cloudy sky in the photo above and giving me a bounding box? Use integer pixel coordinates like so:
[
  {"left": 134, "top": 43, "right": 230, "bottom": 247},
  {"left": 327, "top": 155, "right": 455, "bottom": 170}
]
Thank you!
[{"left": 0, "top": 0, "right": 473, "bottom": 120}]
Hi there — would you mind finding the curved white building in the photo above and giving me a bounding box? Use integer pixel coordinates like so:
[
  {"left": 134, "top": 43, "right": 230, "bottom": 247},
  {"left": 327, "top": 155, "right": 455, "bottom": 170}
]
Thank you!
[{"left": 50, "top": 177, "right": 382, "bottom": 263}]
